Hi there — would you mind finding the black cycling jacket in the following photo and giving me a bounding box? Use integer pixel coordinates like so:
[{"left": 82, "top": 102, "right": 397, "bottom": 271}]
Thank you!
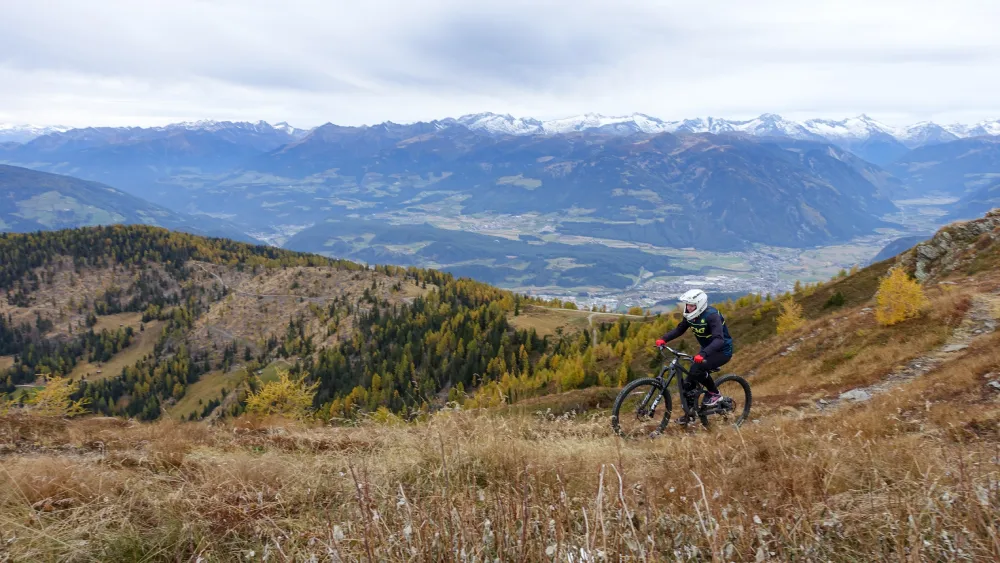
[{"left": 661, "top": 306, "right": 734, "bottom": 356}]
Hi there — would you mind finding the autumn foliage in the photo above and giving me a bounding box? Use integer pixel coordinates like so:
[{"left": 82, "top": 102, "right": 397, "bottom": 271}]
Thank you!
[
  {"left": 244, "top": 369, "right": 319, "bottom": 420},
  {"left": 775, "top": 298, "right": 805, "bottom": 335},
  {"left": 875, "top": 267, "right": 928, "bottom": 326},
  {"left": 1, "top": 376, "right": 91, "bottom": 417}
]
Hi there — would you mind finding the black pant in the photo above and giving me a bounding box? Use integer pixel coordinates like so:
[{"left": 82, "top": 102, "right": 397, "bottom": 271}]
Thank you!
[{"left": 686, "top": 351, "right": 731, "bottom": 394}]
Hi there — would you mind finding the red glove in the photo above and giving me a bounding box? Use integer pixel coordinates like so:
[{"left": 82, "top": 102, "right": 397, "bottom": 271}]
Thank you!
[
  {"left": 655, "top": 339, "right": 666, "bottom": 347},
  {"left": 693, "top": 354, "right": 704, "bottom": 363}
]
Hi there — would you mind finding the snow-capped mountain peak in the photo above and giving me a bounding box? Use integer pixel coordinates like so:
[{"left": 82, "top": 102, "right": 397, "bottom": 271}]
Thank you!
[
  {"left": 0, "top": 124, "right": 72, "bottom": 143},
  {"left": 727, "top": 114, "right": 817, "bottom": 138},
  {"left": 457, "top": 112, "right": 543, "bottom": 135},
  {"left": 958, "top": 119, "right": 1000, "bottom": 138},
  {"left": 158, "top": 119, "right": 310, "bottom": 139},
  {"left": 894, "top": 122, "right": 960, "bottom": 148},
  {"left": 802, "top": 114, "right": 898, "bottom": 140},
  {"left": 273, "top": 121, "right": 306, "bottom": 137},
  {"left": 164, "top": 120, "right": 272, "bottom": 133},
  {"left": 542, "top": 112, "right": 674, "bottom": 135},
  {"left": 457, "top": 112, "right": 678, "bottom": 136}
]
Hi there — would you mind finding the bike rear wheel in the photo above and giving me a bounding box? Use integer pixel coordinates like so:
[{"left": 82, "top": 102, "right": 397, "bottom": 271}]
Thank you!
[
  {"left": 611, "top": 378, "right": 672, "bottom": 438},
  {"left": 708, "top": 374, "right": 752, "bottom": 428}
]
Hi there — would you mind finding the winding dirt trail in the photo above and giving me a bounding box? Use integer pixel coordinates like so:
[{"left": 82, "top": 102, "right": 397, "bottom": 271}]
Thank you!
[{"left": 817, "top": 292, "right": 1000, "bottom": 411}]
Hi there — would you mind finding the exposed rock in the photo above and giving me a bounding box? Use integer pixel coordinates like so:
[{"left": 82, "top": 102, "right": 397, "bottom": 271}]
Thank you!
[
  {"left": 988, "top": 381, "right": 1000, "bottom": 392},
  {"left": 839, "top": 389, "right": 872, "bottom": 402},
  {"left": 899, "top": 208, "right": 1000, "bottom": 281},
  {"left": 941, "top": 344, "right": 970, "bottom": 352}
]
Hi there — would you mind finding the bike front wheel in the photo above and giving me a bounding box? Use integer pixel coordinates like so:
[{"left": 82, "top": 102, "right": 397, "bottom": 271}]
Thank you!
[
  {"left": 611, "top": 378, "right": 672, "bottom": 438},
  {"left": 709, "top": 374, "right": 752, "bottom": 428}
]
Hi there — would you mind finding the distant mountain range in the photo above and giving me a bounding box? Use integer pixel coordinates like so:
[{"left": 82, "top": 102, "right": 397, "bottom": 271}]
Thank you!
[
  {"left": 454, "top": 111, "right": 1000, "bottom": 141},
  {"left": 4, "top": 112, "right": 999, "bottom": 160},
  {"left": 887, "top": 136, "right": 1000, "bottom": 217},
  {"left": 453, "top": 112, "right": 1000, "bottom": 166},
  {"left": 2, "top": 112, "right": 999, "bottom": 291},
  {"left": 8, "top": 119, "right": 306, "bottom": 152},
  {"left": 0, "top": 124, "right": 72, "bottom": 144}
]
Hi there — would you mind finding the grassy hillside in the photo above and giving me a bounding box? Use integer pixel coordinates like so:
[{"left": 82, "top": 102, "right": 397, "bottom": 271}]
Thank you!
[{"left": 2, "top": 326, "right": 999, "bottom": 560}]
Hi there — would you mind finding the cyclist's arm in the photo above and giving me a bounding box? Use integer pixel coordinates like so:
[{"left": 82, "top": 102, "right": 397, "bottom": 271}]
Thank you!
[
  {"left": 700, "top": 312, "right": 726, "bottom": 355},
  {"left": 660, "top": 318, "right": 689, "bottom": 342}
]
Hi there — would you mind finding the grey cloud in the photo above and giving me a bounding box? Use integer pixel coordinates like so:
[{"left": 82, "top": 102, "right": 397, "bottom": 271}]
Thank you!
[
  {"left": 1, "top": 0, "right": 999, "bottom": 127},
  {"left": 404, "top": 17, "right": 622, "bottom": 85}
]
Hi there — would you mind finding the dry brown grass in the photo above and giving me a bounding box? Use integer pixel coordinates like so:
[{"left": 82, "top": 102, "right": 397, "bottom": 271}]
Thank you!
[
  {"left": 509, "top": 305, "right": 594, "bottom": 337},
  {"left": 3, "top": 332, "right": 1000, "bottom": 562},
  {"left": 3, "top": 261, "right": 1000, "bottom": 560},
  {"left": 68, "top": 320, "right": 166, "bottom": 383},
  {"left": 191, "top": 264, "right": 424, "bottom": 354},
  {"left": 88, "top": 311, "right": 143, "bottom": 333},
  {"left": 727, "top": 288, "right": 975, "bottom": 410},
  {"left": 167, "top": 369, "right": 246, "bottom": 420}
]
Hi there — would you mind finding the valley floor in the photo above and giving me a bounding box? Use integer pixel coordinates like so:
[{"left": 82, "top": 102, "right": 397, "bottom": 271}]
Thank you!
[{"left": 438, "top": 198, "right": 948, "bottom": 311}]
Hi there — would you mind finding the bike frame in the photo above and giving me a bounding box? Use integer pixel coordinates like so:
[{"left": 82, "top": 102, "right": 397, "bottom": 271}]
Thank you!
[{"left": 645, "top": 345, "right": 727, "bottom": 419}]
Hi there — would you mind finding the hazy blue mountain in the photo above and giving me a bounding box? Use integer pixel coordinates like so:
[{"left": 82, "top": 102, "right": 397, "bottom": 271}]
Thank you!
[
  {"left": 1, "top": 118, "right": 906, "bottom": 252},
  {"left": 0, "top": 121, "right": 303, "bottom": 206},
  {"left": 870, "top": 235, "right": 931, "bottom": 263},
  {"left": 0, "top": 164, "right": 257, "bottom": 242},
  {"left": 946, "top": 182, "right": 1000, "bottom": 221},
  {"left": 0, "top": 124, "right": 72, "bottom": 144},
  {"left": 895, "top": 122, "right": 961, "bottom": 149},
  {"left": 887, "top": 136, "right": 1000, "bottom": 197}
]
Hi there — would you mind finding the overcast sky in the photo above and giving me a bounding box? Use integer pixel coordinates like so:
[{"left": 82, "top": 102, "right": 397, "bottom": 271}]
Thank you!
[{"left": 2, "top": 0, "right": 999, "bottom": 128}]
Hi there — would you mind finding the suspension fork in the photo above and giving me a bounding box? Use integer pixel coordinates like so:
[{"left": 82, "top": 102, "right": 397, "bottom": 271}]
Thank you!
[{"left": 645, "top": 363, "right": 674, "bottom": 414}]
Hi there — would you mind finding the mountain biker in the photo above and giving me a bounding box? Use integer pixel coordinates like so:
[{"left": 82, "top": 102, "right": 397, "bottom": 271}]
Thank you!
[{"left": 655, "top": 289, "right": 733, "bottom": 422}]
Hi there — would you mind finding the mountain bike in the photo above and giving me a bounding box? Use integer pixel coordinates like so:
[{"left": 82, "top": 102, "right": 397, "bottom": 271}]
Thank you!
[{"left": 610, "top": 344, "right": 752, "bottom": 438}]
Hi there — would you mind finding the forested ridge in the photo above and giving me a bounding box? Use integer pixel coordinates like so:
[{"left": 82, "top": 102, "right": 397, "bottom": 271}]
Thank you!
[
  {"left": 0, "top": 225, "right": 361, "bottom": 416},
  {"left": 0, "top": 225, "right": 602, "bottom": 420}
]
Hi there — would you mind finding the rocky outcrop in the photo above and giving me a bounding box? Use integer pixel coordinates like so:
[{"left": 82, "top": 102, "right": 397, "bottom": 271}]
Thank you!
[{"left": 898, "top": 208, "right": 1000, "bottom": 281}]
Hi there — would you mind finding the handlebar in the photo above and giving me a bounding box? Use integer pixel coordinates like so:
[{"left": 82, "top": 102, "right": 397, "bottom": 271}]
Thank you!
[{"left": 656, "top": 344, "right": 692, "bottom": 359}]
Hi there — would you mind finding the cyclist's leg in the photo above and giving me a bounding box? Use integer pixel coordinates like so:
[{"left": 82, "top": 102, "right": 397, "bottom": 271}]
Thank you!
[{"left": 690, "top": 351, "right": 732, "bottom": 394}]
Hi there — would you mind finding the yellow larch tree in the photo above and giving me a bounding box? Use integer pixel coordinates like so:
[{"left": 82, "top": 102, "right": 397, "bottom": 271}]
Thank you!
[
  {"left": 875, "top": 267, "right": 928, "bottom": 326},
  {"left": 776, "top": 299, "right": 805, "bottom": 335}
]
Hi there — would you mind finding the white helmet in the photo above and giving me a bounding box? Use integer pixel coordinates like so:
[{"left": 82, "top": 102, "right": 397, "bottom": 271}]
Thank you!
[{"left": 678, "top": 289, "right": 708, "bottom": 321}]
